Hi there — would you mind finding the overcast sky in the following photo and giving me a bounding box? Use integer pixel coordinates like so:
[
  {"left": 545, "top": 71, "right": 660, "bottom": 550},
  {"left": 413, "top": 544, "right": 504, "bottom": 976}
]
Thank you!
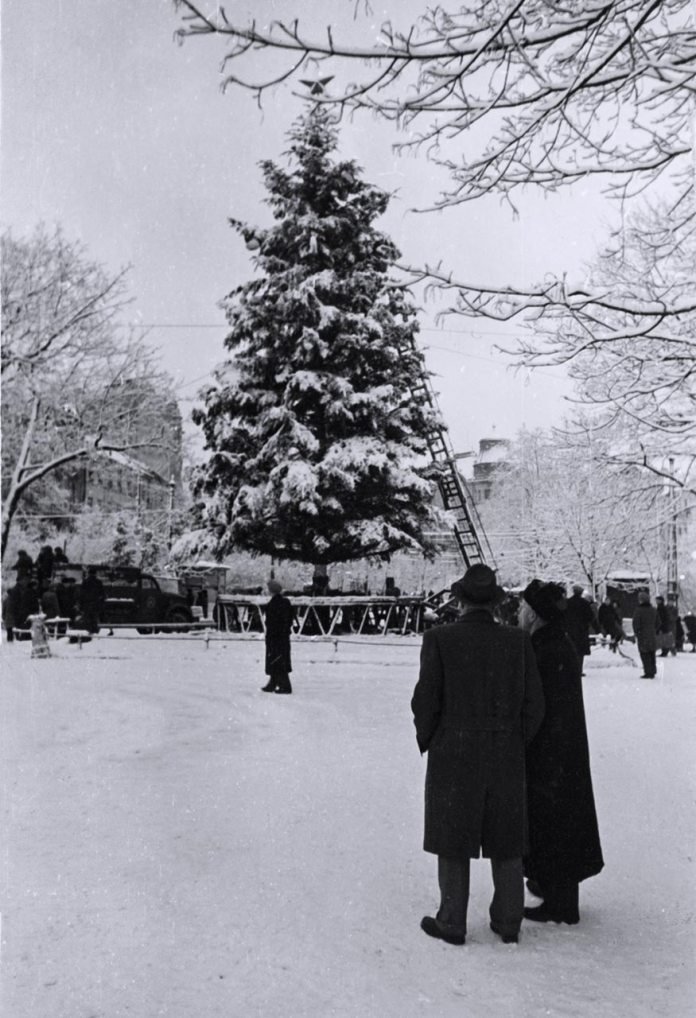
[{"left": 2, "top": 0, "right": 615, "bottom": 461}]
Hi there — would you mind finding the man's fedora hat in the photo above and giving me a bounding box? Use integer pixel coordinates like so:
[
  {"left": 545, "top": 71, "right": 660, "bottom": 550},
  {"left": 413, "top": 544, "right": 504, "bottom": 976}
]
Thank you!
[{"left": 451, "top": 564, "right": 505, "bottom": 605}]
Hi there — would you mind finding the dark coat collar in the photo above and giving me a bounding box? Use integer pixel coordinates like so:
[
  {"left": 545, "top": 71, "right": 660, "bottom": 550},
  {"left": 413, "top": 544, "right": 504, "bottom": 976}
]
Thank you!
[{"left": 454, "top": 609, "right": 498, "bottom": 625}]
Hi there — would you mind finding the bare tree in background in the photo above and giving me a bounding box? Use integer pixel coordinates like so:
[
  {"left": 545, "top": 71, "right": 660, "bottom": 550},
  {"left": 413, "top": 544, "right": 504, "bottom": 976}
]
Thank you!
[
  {"left": 1, "top": 226, "right": 176, "bottom": 560},
  {"left": 481, "top": 426, "right": 678, "bottom": 590},
  {"left": 174, "top": 0, "right": 696, "bottom": 485}
]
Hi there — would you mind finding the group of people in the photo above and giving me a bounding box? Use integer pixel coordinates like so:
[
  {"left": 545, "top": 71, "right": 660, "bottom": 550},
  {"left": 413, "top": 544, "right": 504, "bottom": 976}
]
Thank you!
[
  {"left": 2, "top": 547, "right": 105, "bottom": 641},
  {"left": 411, "top": 564, "right": 604, "bottom": 945}
]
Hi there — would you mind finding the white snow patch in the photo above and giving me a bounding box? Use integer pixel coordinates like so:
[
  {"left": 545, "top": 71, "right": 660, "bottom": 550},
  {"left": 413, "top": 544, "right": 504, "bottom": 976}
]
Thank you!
[{"left": 2, "top": 638, "right": 694, "bottom": 1017}]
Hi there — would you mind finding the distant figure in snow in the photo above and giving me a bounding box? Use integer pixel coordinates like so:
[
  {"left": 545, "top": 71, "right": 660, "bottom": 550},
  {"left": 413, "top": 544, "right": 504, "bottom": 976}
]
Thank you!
[
  {"left": 632, "top": 591, "right": 658, "bottom": 679},
  {"left": 683, "top": 612, "right": 696, "bottom": 652},
  {"left": 411, "top": 564, "right": 545, "bottom": 946},
  {"left": 261, "top": 580, "right": 294, "bottom": 694},
  {"left": 12, "top": 549, "right": 34, "bottom": 581},
  {"left": 656, "top": 594, "right": 679, "bottom": 657},
  {"left": 598, "top": 595, "right": 624, "bottom": 653},
  {"left": 519, "top": 580, "right": 604, "bottom": 926},
  {"left": 35, "top": 545, "right": 55, "bottom": 592},
  {"left": 564, "top": 585, "right": 597, "bottom": 669},
  {"left": 53, "top": 546, "right": 69, "bottom": 566},
  {"left": 78, "top": 566, "right": 105, "bottom": 635}
]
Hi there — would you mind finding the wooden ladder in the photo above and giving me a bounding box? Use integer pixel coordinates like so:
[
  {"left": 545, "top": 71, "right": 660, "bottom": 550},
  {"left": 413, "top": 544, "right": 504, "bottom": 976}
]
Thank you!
[{"left": 405, "top": 342, "right": 494, "bottom": 569}]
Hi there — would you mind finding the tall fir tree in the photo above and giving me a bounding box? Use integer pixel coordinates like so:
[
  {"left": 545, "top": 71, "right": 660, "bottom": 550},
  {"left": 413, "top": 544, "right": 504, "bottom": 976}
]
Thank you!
[{"left": 191, "top": 104, "right": 445, "bottom": 565}]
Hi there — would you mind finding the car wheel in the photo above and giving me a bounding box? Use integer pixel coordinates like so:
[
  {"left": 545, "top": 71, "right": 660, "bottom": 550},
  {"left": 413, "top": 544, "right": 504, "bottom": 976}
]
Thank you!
[{"left": 166, "top": 606, "right": 192, "bottom": 632}]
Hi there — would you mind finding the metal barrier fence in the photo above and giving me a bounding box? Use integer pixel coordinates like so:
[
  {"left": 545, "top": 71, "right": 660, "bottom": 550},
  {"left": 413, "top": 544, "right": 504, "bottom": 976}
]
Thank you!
[{"left": 215, "top": 595, "right": 428, "bottom": 637}]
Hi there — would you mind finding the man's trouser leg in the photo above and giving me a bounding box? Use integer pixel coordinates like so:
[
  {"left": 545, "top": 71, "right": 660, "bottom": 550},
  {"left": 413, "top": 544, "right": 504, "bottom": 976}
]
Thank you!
[
  {"left": 640, "top": 650, "right": 656, "bottom": 677},
  {"left": 436, "top": 856, "right": 470, "bottom": 938},
  {"left": 489, "top": 857, "right": 524, "bottom": 936}
]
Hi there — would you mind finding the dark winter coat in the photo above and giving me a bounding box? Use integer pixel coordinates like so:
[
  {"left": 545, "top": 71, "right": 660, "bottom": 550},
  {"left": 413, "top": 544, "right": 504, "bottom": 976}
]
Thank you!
[
  {"left": 78, "top": 574, "right": 106, "bottom": 633},
  {"left": 56, "top": 580, "right": 78, "bottom": 621},
  {"left": 632, "top": 603, "right": 658, "bottom": 653},
  {"left": 411, "top": 610, "right": 545, "bottom": 860},
  {"left": 264, "top": 594, "right": 294, "bottom": 675},
  {"left": 525, "top": 620, "right": 604, "bottom": 886},
  {"left": 36, "top": 547, "right": 55, "bottom": 589},
  {"left": 12, "top": 551, "right": 34, "bottom": 580},
  {"left": 598, "top": 601, "right": 623, "bottom": 640},
  {"left": 40, "top": 588, "right": 60, "bottom": 618},
  {"left": 7, "top": 580, "right": 39, "bottom": 631},
  {"left": 564, "top": 594, "right": 596, "bottom": 657}
]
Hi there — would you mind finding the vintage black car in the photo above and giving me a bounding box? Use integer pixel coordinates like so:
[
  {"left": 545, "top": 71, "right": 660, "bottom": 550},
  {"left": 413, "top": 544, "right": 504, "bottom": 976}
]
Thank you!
[{"left": 53, "top": 564, "right": 194, "bottom": 633}]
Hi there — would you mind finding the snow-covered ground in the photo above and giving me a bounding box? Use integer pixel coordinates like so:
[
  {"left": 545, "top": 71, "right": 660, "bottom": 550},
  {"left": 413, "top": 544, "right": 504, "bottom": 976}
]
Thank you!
[{"left": 1, "top": 631, "right": 694, "bottom": 1018}]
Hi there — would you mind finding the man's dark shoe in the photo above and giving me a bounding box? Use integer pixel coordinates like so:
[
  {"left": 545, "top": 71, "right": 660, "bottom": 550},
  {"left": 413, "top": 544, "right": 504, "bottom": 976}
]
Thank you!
[
  {"left": 490, "top": 922, "right": 518, "bottom": 944},
  {"left": 260, "top": 684, "right": 276, "bottom": 692},
  {"left": 274, "top": 688, "right": 292, "bottom": 694},
  {"left": 420, "top": 916, "right": 465, "bottom": 945},
  {"left": 524, "top": 905, "right": 579, "bottom": 925}
]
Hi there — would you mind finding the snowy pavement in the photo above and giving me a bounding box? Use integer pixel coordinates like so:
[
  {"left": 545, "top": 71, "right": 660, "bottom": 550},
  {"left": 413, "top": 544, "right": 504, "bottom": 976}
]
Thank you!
[{"left": 1, "top": 632, "right": 695, "bottom": 1018}]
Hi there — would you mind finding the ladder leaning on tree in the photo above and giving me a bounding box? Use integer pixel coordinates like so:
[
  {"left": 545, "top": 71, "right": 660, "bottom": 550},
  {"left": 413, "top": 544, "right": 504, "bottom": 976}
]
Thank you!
[{"left": 404, "top": 338, "right": 495, "bottom": 570}]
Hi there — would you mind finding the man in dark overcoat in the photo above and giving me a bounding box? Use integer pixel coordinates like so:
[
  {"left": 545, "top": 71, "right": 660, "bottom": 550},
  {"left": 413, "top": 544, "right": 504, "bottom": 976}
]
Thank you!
[
  {"left": 520, "top": 580, "right": 604, "bottom": 926},
  {"left": 411, "top": 564, "right": 545, "bottom": 946},
  {"left": 78, "top": 566, "right": 105, "bottom": 634},
  {"left": 632, "top": 591, "right": 658, "bottom": 678},
  {"left": 564, "top": 585, "right": 596, "bottom": 667},
  {"left": 262, "top": 579, "right": 294, "bottom": 694}
]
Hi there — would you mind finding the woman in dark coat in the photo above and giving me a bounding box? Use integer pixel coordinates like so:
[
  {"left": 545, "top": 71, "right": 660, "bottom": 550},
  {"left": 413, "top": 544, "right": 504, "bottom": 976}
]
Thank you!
[
  {"left": 262, "top": 580, "right": 294, "bottom": 694},
  {"left": 519, "top": 579, "right": 604, "bottom": 925}
]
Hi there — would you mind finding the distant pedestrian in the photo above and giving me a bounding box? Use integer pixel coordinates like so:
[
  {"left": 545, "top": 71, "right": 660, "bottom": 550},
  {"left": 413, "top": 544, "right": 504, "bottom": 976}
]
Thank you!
[
  {"left": 261, "top": 580, "right": 294, "bottom": 694},
  {"left": 78, "top": 566, "right": 105, "bottom": 634},
  {"left": 564, "top": 585, "right": 597, "bottom": 669},
  {"left": 55, "top": 575, "right": 78, "bottom": 623},
  {"left": 519, "top": 579, "right": 604, "bottom": 926},
  {"left": 598, "top": 595, "right": 624, "bottom": 653},
  {"left": 655, "top": 595, "right": 677, "bottom": 657},
  {"left": 12, "top": 549, "right": 34, "bottom": 581},
  {"left": 53, "top": 546, "right": 69, "bottom": 566},
  {"left": 411, "top": 564, "right": 545, "bottom": 946},
  {"left": 11, "top": 577, "right": 40, "bottom": 639},
  {"left": 40, "top": 583, "right": 60, "bottom": 620},
  {"left": 683, "top": 612, "right": 696, "bottom": 652},
  {"left": 2, "top": 585, "right": 18, "bottom": 642},
  {"left": 35, "top": 545, "right": 55, "bottom": 591},
  {"left": 632, "top": 591, "right": 658, "bottom": 679}
]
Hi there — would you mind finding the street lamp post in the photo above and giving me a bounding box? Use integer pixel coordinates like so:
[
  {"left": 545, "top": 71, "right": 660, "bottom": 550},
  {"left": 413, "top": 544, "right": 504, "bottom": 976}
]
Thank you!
[
  {"left": 167, "top": 477, "right": 175, "bottom": 551},
  {"left": 667, "top": 457, "right": 679, "bottom": 604}
]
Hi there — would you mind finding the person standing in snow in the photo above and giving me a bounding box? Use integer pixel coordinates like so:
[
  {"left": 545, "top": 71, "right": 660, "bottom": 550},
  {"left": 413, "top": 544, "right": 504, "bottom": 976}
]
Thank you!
[
  {"left": 411, "top": 564, "right": 545, "bottom": 946},
  {"left": 632, "top": 591, "right": 658, "bottom": 679},
  {"left": 261, "top": 579, "right": 295, "bottom": 694},
  {"left": 519, "top": 580, "right": 604, "bottom": 926},
  {"left": 564, "top": 585, "right": 597, "bottom": 669},
  {"left": 77, "top": 566, "right": 105, "bottom": 635},
  {"left": 598, "top": 595, "right": 624, "bottom": 653},
  {"left": 656, "top": 594, "right": 678, "bottom": 657}
]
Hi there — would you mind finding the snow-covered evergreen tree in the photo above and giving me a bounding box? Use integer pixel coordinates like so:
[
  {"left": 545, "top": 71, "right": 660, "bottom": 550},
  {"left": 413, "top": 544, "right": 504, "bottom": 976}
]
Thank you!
[{"left": 191, "top": 104, "right": 444, "bottom": 564}]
